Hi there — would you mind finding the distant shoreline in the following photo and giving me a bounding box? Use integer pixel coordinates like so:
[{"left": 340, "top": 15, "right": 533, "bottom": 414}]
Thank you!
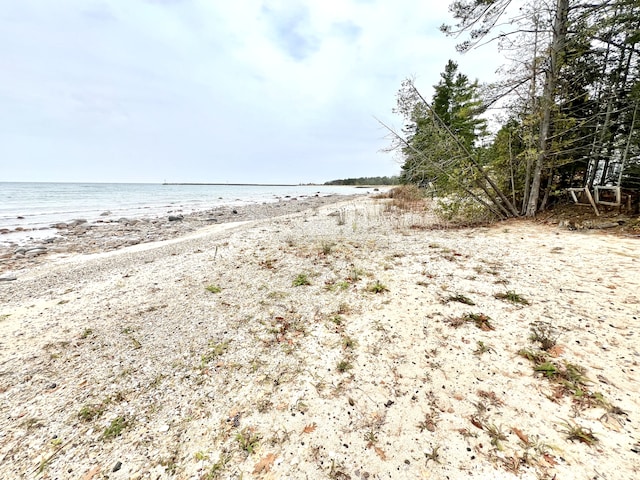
[{"left": 162, "top": 182, "right": 309, "bottom": 187}]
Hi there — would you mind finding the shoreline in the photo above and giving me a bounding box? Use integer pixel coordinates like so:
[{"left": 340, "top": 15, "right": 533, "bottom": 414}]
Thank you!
[
  {"left": 0, "top": 197, "right": 639, "bottom": 479},
  {"left": 0, "top": 193, "right": 364, "bottom": 275}
]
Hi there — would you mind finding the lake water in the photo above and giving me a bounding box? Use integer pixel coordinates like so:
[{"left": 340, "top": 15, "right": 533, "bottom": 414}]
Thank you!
[{"left": 0, "top": 182, "right": 374, "bottom": 245}]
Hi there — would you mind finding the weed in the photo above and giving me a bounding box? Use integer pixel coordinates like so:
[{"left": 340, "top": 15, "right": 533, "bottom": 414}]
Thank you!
[
  {"left": 78, "top": 404, "right": 106, "bottom": 422},
  {"left": 364, "top": 430, "right": 378, "bottom": 446},
  {"left": 484, "top": 423, "right": 508, "bottom": 450},
  {"left": 236, "top": 428, "right": 261, "bottom": 454},
  {"left": 425, "top": 445, "right": 441, "bottom": 464},
  {"left": 474, "top": 341, "right": 494, "bottom": 355},
  {"left": 348, "top": 267, "right": 365, "bottom": 283},
  {"left": 494, "top": 291, "right": 530, "bottom": 305},
  {"left": 80, "top": 328, "right": 93, "bottom": 339},
  {"left": 366, "top": 280, "right": 388, "bottom": 294},
  {"left": 336, "top": 209, "right": 346, "bottom": 226},
  {"left": 336, "top": 360, "right": 353, "bottom": 373},
  {"left": 529, "top": 321, "right": 558, "bottom": 351},
  {"left": 203, "top": 453, "right": 230, "bottom": 479},
  {"left": 559, "top": 420, "right": 598, "bottom": 445},
  {"left": 0, "top": 313, "right": 10, "bottom": 321},
  {"left": 201, "top": 340, "right": 230, "bottom": 367},
  {"left": 121, "top": 326, "right": 135, "bottom": 334},
  {"left": 194, "top": 451, "right": 209, "bottom": 461},
  {"left": 103, "top": 416, "right": 129, "bottom": 440},
  {"left": 342, "top": 335, "right": 357, "bottom": 349},
  {"left": 21, "top": 417, "right": 44, "bottom": 430},
  {"left": 464, "top": 313, "right": 494, "bottom": 331},
  {"left": 447, "top": 294, "right": 475, "bottom": 305},
  {"left": 477, "top": 390, "right": 504, "bottom": 407},
  {"left": 320, "top": 241, "right": 335, "bottom": 255},
  {"left": 292, "top": 273, "right": 311, "bottom": 286},
  {"left": 205, "top": 284, "right": 222, "bottom": 294},
  {"left": 329, "top": 315, "right": 344, "bottom": 325},
  {"left": 534, "top": 361, "right": 559, "bottom": 378},
  {"left": 517, "top": 348, "right": 547, "bottom": 364}
]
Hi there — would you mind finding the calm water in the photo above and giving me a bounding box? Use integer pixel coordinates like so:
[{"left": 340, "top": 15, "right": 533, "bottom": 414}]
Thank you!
[{"left": 0, "top": 182, "right": 371, "bottom": 245}]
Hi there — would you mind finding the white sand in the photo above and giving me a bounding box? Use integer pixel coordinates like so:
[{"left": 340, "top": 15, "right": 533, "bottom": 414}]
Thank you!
[{"left": 0, "top": 197, "right": 639, "bottom": 479}]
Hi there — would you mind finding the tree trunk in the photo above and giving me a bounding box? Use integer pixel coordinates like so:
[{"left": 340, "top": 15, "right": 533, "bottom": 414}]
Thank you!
[{"left": 525, "top": 0, "right": 569, "bottom": 217}]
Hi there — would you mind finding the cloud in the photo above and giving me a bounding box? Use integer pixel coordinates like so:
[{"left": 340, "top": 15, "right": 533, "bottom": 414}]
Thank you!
[{"left": 0, "top": 0, "right": 505, "bottom": 183}]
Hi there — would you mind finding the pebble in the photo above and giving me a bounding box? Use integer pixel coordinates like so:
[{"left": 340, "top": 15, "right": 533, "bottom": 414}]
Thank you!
[
  {"left": 112, "top": 461, "right": 122, "bottom": 472},
  {"left": 0, "top": 195, "right": 360, "bottom": 275},
  {"left": 0, "top": 273, "right": 17, "bottom": 282}
]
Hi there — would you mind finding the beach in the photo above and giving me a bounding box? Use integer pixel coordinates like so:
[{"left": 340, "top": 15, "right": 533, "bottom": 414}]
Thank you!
[{"left": 0, "top": 195, "right": 639, "bottom": 479}]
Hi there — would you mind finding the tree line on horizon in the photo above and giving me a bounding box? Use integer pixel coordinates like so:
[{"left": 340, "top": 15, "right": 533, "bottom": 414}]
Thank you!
[
  {"left": 324, "top": 176, "right": 400, "bottom": 186},
  {"left": 386, "top": 0, "right": 640, "bottom": 220}
]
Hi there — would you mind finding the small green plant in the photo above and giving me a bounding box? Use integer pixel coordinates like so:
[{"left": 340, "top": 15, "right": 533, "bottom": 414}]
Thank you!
[
  {"left": 336, "top": 360, "right": 353, "bottom": 373},
  {"left": 201, "top": 340, "right": 230, "bottom": 367},
  {"left": 80, "top": 328, "right": 93, "bottom": 339},
  {"left": 236, "top": 428, "right": 261, "bottom": 454},
  {"left": 194, "top": 451, "right": 209, "bottom": 461},
  {"left": 103, "top": 416, "right": 129, "bottom": 439},
  {"left": 425, "top": 445, "right": 441, "bottom": 464},
  {"left": 121, "top": 326, "right": 135, "bottom": 334},
  {"left": 474, "top": 341, "right": 494, "bottom": 355},
  {"left": 78, "top": 404, "right": 106, "bottom": 422},
  {"left": 447, "top": 294, "right": 475, "bottom": 305},
  {"left": 463, "top": 313, "right": 494, "bottom": 331},
  {"left": 559, "top": 420, "right": 598, "bottom": 445},
  {"left": 529, "top": 321, "right": 558, "bottom": 351},
  {"left": 0, "top": 313, "right": 10, "bottom": 321},
  {"left": 203, "top": 453, "right": 230, "bottom": 479},
  {"left": 484, "top": 423, "right": 508, "bottom": 450},
  {"left": 205, "top": 284, "right": 222, "bottom": 294},
  {"left": 329, "top": 314, "right": 344, "bottom": 325},
  {"left": 364, "top": 430, "right": 378, "bottom": 446},
  {"left": 342, "top": 335, "right": 357, "bottom": 349},
  {"left": 494, "top": 291, "right": 530, "bottom": 305},
  {"left": 292, "top": 273, "right": 311, "bottom": 286},
  {"left": 366, "top": 280, "right": 388, "bottom": 293},
  {"left": 517, "top": 348, "right": 547, "bottom": 364},
  {"left": 534, "top": 361, "right": 559, "bottom": 379}
]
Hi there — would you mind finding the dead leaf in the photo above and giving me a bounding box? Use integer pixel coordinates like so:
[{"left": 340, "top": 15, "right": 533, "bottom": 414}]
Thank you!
[
  {"left": 470, "top": 416, "right": 483, "bottom": 430},
  {"left": 302, "top": 423, "right": 317, "bottom": 434},
  {"left": 543, "top": 453, "right": 557, "bottom": 466},
  {"left": 511, "top": 427, "right": 529, "bottom": 444},
  {"left": 548, "top": 344, "right": 565, "bottom": 357},
  {"left": 253, "top": 453, "right": 277, "bottom": 474},
  {"left": 81, "top": 466, "right": 101, "bottom": 480},
  {"left": 374, "top": 446, "right": 387, "bottom": 460}
]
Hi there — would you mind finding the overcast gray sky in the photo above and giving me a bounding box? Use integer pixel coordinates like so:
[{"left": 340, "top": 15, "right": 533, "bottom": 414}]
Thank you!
[{"left": 0, "top": 0, "right": 504, "bottom": 184}]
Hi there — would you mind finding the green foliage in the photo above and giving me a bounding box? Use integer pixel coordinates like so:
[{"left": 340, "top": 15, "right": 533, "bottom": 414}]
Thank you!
[
  {"left": 103, "top": 416, "right": 129, "bottom": 439},
  {"left": 205, "top": 284, "right": 222, "bottom": 294},
  {"left": 292, "top": 274, "right": 311, "bottom": 286},
  {"left": 325, "top": 176, "right": 400, "bottom": 186}
]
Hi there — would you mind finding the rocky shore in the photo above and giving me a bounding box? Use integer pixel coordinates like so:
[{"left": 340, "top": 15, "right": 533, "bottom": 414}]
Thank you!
[{"left": 0, "top": 194, "right": 361, "bottom": 276}]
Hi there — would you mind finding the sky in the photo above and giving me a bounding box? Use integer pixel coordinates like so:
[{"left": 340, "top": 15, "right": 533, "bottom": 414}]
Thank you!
[{"left": 0, "top": 0, "right": 505, "bottom": 184}]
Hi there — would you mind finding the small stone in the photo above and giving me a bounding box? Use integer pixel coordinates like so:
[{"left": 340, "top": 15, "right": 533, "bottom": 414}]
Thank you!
[
  {"left": 158, "top": 424, "right": 170, "bottom": 432},
  {"left": 232, "top": 210, "right": 238, "bottom": 214},
  {"left": 112, "top": 461, "right": 122, "bottom": 472},
  {"left": 0, "top": 273, "right": 17, "bottom": 282},
  {"left": 47, "top": 383, "right": 57, "bottom": 389},
  {"left": 168, "top": 215, "right": 183, "bottom": 222},
  {"left": 100, "top": 211, "right": 112, "bottom": 216}
]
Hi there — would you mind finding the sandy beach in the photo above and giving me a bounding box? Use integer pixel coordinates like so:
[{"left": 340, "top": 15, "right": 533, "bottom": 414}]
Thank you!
[{"left": 1, "top": 196, "right": 639, "bottom": 479}]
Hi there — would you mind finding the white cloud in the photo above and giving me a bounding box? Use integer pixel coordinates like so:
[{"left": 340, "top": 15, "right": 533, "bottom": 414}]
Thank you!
[{"left": 0, "top": 0, "right": 505, "bottom": 183}]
